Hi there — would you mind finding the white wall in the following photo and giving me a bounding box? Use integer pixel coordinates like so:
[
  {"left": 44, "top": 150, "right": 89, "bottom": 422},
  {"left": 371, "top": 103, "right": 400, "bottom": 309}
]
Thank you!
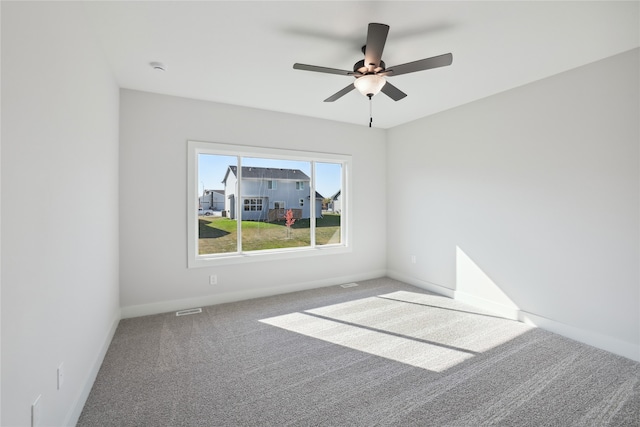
[
  {"left": 1, "top": 2, "right": 120, "bottom": 426},
  {"left": 119, "top": 90, "right": 387, "bottom": 316},
  {"left": 387, "top": 49, "right": 639, "bottom": 361},
  {"left": 1, "top": 6, "right": 636, "bottom": 426}
]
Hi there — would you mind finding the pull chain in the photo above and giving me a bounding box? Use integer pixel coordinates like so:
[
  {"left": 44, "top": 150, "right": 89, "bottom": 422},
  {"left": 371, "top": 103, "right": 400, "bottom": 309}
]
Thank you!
[{"left": 368, "top": 94, "right": 373, "bottom": 128}]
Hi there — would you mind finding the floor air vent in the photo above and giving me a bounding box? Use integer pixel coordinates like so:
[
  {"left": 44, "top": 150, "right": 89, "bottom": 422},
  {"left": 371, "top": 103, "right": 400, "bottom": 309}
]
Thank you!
[
  {"left": 340, "top": 283, "right": 359, "bottom": 288},
  {"left": 176, "top": 308, "right": 202, "bottom": 316}
]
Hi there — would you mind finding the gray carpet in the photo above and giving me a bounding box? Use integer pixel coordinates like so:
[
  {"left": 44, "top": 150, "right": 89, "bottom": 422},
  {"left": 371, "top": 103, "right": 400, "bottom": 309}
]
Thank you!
[{"left": 78, "top": 278, "right": 640, "bottom": 426}]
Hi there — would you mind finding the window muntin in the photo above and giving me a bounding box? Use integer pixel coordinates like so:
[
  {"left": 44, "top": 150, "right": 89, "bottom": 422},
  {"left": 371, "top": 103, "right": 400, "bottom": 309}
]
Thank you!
[{"left": 189, "top": 141, "right": 350, "bottom": 266}]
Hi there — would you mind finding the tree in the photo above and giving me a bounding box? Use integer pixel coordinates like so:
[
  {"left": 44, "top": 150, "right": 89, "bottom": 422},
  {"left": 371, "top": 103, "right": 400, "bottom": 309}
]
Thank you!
[
  {"left": 322, "top": 197, "right": 332, "bottom": 210},
  {"left": 284, "top": 208, "right": 295, "bottom": 239}
]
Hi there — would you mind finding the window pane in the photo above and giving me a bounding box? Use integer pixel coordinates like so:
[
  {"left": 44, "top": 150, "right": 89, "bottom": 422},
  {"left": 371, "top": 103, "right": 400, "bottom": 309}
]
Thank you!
[
  {"left": 316, "top": 162, "right": 342, "bottom": 245},
  {"left": 189, "top": 141, "right": 351, "bottom": 267},
  {"left": 197, "top": 154, "right": 238, "bottom": 254},
  {"left": 240, "top": 157, "right": 311, "bottom": 251}
]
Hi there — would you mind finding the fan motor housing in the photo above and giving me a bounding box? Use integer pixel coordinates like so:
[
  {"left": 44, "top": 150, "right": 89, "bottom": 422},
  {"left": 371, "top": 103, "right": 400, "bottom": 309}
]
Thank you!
[{"left": 354, "top": 59, "right": 385, "bottom": 74}]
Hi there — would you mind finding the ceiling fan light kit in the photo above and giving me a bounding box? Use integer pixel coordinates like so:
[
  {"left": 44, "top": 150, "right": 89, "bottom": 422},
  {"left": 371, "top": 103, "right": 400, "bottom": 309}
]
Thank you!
[
  {"left": 354, "top": 74, "right": 386, "bottom": 97},
  {"left": 293, "top": 22, "right": 453, "bottom": 126}
]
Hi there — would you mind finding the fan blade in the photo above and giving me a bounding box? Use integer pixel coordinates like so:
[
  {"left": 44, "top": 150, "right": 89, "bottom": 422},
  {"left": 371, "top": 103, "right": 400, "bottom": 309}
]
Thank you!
[
  {"left": 383, "top": 53, "right": 453, "bottom": 76},
  {"left": 364, "top": 23, "right": 389, "bottom": 69},
  {"left": 293, "top": 63, "right": 358, "bottom": 76},
  {"left": 324, "top": 84, "right": 355, "bottom": 102},
  {"left": 380, "top": 81, "right": 407, "bottom": 101}
]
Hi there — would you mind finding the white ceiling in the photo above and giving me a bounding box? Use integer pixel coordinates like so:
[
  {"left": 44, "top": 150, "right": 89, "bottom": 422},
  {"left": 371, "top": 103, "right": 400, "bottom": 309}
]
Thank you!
[{"left": 82, "top": 1, "right": 639, "bottom": 129}]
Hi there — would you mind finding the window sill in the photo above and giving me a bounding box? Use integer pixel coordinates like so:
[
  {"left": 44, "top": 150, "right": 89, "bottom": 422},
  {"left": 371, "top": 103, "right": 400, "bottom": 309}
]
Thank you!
[{"left": 188, "top": 244, "right": 352, "bottom": 268}]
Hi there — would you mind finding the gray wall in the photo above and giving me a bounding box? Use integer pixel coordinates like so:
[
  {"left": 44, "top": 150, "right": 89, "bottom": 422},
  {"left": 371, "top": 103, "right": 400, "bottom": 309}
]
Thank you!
[
  {"left": 1, "top": 2, "right": 121, "bottom": 425},
  {"left": 119, "top": 90, "right": 387, "bottom": 316},
  {"left": 387, "top": 49, "right": 639, "bottom": 360}
]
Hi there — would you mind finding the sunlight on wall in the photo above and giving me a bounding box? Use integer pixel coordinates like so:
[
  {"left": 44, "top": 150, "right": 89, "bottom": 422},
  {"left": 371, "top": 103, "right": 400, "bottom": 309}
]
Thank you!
[
  {"left": 260, "top": 291, "right": 531, "bottom": 372},
  {"left": 456, "top": 246, "right": 520, "bottom": 319}
]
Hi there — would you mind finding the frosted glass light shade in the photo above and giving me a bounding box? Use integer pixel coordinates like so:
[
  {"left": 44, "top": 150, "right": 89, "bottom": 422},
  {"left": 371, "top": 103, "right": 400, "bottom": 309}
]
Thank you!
[{"left": 354, "top": 75, "right": 386, "bottom": 97}]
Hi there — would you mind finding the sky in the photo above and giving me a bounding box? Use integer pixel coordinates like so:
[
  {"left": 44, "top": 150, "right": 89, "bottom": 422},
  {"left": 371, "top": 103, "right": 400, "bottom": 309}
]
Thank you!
[{"left": 198, "top": 154, "right": 342, "bottom": 199}]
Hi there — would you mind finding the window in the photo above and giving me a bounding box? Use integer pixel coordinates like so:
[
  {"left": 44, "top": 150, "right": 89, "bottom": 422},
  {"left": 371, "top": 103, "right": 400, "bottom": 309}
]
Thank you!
[
  {"left": 243, "top": 198, "right": 263, "bottom": 211},
  {"left": 188, "top": 141, "right": 350, "bottom": 267}
]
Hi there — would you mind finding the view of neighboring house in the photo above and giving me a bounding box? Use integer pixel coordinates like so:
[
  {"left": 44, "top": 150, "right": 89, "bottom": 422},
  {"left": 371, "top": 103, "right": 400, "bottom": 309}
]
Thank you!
[
  {"left": 199, "top": 189, "right": 225, "bottom": 211},
  {"left": 329, "top": 190, "right": 341, "bottom": 214},
  {"left": 222, "top": 165, "right": 323, "bottom": 221}
]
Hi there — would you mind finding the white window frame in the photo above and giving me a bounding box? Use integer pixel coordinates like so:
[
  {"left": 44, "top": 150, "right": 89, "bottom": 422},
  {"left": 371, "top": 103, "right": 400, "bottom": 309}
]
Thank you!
[
  {"left": 267, "top": 180, "right": 276, "bottom": 190},
  {"left": 188, "top": 140, "right": 351, "bottom": 268}
]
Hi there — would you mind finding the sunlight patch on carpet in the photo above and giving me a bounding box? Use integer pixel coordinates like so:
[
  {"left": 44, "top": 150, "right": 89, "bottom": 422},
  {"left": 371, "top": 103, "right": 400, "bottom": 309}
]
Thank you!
[{"left": 260, "top": 291, "right": 531, "bottom": 372}]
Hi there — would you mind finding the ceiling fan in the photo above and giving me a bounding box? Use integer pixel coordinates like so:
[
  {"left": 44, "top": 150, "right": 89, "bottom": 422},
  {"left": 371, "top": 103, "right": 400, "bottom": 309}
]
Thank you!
[{"left": 293, "top": 23, "right": 453, "bottom": 103}]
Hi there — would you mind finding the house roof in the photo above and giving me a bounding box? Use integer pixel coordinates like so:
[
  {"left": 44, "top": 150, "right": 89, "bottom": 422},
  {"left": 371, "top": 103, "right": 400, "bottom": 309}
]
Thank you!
[
  {"left": 223, "top": 166, "right": 310, "bottom": 183},
  {"left": 203, "top": 189, "right": 224, "bottom": 195}
]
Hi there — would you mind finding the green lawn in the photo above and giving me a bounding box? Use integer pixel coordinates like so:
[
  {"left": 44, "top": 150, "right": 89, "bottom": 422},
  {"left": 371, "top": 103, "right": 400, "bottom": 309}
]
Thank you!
[{"left": 198, "top": 213, "right": 341, "bottom": 254}]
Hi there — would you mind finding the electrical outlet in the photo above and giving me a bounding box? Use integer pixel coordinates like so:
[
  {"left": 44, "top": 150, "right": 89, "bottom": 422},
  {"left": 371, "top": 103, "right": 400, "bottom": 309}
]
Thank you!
[
  {"left": 209, "top": 275, "right": 217, "bottom": 285},
  {"left": 57, "top": 363, "right": 64, "bottom": 390},
  {"left": 32, "top": 395, "right": 42, "bottom": 427}
]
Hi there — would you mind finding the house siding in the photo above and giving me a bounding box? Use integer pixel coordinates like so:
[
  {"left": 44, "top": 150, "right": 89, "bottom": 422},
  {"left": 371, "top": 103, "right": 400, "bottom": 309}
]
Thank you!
[
  {"left": 223, "top": 166, "right": 321, "bottom": 220},
  {"left": 224, "top": 172, "right": 238, "bottom": 216},
  {"left": 200, "top": 190, "right": 224, "bottom": 211}
]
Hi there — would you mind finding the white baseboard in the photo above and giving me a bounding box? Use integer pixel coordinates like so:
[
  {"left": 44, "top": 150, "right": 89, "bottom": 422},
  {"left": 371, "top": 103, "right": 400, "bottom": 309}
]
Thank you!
[
  {"left": 387, "top": 271, "right": 639, "bottom": 363},
  {"left": 120, "top": 270, "right": 387, "bottom": 319},
  {"left": 64, "top": 310, "right": 121, "bottom": 426},
  {"left": 386, "top": 269, "right": 455, "bottom": 298},
  {"left": 452, "top": 292, "right": 639, "bottom": 362},
  {"left": 453, "top": 290, "right": 520, "bottom": 321},
  {"left": 519, "top": 310, "right": 640, "bottom": 362}
]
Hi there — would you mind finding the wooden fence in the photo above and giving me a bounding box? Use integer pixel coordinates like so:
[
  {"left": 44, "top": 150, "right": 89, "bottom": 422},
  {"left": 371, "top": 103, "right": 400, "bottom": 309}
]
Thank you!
[{"left": 268, "top": 208, "right": 302, "bottom": 222}]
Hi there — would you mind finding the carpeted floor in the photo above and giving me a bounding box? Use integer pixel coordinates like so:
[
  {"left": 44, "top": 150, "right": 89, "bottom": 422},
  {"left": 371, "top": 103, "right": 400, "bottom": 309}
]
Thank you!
[{"left": 78, "top": 278, "right": 639, "bottom": 426}]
